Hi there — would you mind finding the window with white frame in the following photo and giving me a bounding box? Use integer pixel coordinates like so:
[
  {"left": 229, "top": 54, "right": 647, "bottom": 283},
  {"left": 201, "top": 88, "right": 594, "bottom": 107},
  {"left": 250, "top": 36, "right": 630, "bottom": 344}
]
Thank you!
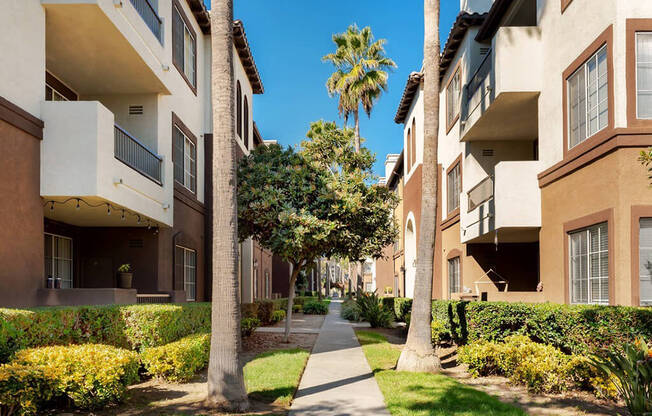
[
  {"left": 446, "top": 67, "right": 461, "bottom": 127},
  {"left": 447, "top": 163, "right": 460, "bottom": 213},
  {"left": 569, "top": 222, "right": 608, "bottom": 304},
  {"left": 567, "top": 45, "right": 608, "bottom": 149},
  {"left": 639, "top": 218, "right": 652, "bottom": 306},
  {"left": 44, "top": 233, "right": 73, "bottom": 288},
  {"left": 448, "top": 257, "right": 460, "bottom": 298},
  {"left": 636, "top": 33, "right": 652, "bottom": 119},
  {"left": 173, "top": 125, "right": 196, "bottom": 193},
  {"left": 172, "top": 4, "right": 196, "bottom": 88},
  {"left": 176, "top": 246, "right": 196, "bottom": 301}
]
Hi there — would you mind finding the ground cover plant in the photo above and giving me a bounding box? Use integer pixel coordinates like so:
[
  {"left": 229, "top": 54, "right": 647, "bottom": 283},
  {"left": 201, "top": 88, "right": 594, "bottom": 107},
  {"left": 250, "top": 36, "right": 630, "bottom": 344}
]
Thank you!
[{"left": 356, "top": 330, "right": 526, "bottom": 416}]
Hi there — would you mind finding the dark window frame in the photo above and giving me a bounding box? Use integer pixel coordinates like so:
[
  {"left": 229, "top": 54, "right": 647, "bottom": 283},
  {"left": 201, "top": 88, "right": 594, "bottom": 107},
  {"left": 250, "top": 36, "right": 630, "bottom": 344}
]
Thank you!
[
  {"left": 172, "top": 112, "right": 198, "bottom": 196},
  {"left": 172, "top": 0, "right": 197, "bottom": 95}
]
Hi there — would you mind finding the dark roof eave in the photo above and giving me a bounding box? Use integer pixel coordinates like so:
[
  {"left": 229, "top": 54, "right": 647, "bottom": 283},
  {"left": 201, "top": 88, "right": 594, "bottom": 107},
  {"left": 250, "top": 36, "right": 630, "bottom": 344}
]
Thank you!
[
  {"left": 393, "top": 72, "right": 423, "bottom": 124},
  {"left": 475, "top": 0, "right": 513, "bottom": 42},
  {"left": 387, "top": 150, "right": 404, "bottom": 189},
  {"left": 232, "top": 20, "right": 264, "bottom": 94},
  {"left": 185, "top": 0, "right": 211, "bottom": 34},
  {"left": 439, "top": 12, "right": 488, "bottom": 82}
]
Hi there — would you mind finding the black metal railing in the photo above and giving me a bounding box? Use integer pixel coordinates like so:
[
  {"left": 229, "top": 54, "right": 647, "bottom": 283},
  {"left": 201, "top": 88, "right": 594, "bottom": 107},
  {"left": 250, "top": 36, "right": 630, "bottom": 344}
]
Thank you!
[
  {"left": 114, "top": 125, "right": 162, "bottom": 185},
  {"left": 136, "top": 294, "right": 171, "bottom": 304},
  {"left": 462, "top": 50, "right": 493, "bottom": 122},
  {"left": 129, "top": 0, "right": 163, "bottom": 43}
]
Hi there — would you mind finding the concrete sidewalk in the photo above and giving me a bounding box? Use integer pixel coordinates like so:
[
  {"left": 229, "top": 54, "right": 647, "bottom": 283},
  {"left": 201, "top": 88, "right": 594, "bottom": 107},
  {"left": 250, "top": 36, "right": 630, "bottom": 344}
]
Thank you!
[{"left": 289, "top": 300, "right": 390, "bottom": 416}]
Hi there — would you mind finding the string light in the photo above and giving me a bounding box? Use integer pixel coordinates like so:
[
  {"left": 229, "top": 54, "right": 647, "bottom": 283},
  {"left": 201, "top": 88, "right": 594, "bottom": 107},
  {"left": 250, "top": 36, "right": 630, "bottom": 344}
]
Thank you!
[
  {"left": 107, "top": 204, "right": 111, "bottom": 216},
  {"left": 121, "top": 210, "right": 125, "bottom": 221},
  {"left": 50, "top": 201, "right": 54, "bottom": 212},
  {"left": 75, "top": 199, "right": 80, "bottom": 210}
]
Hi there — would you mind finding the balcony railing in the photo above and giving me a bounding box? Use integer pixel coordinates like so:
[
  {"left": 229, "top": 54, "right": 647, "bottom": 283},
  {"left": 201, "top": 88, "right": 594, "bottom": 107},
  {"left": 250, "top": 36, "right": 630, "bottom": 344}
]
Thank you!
[
  {"left": 462, "top": 50, "right": 493, "bottom": 123},
  {"left": 114, "top": 125, "right": 162, "bottom": 185},
  {"left": 467, "top": 176, "right": 494, "bottom": 212},
  {"left": 130, "top": 0, "right": 162, "bottom": 43}
]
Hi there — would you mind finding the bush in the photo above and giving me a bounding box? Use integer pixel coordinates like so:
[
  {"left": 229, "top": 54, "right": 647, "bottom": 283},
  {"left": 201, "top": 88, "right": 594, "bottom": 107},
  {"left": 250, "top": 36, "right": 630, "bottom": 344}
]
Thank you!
[
  {"left": 255, "top": 300, "right": 275, "bottom": 325},
  {"left": 11, "top": 344, "right": 139, "bottom": 410},
  {"left": 0, "top": 363, "right": 56, "bottom": 415},
  {"left": 393, "top": 298, "right": 412, "bottom": 322},
  {"left": 380, "top": 297, "right": 395, "bottom": 318},
  {"left": 341, "top": 300, "right": 361, "bottom": 322},
  {"left": 271, "top": 310, "right": 286, "bottom": 324},
  {"left": 292, "top": 304, "right": 302, "bottom": 313},
  {"left": 241, "top": 303, "right": 259, "bottom": 320},
  {"left": 141, "top": 333, "right": 210, "bottom": 382},
  {"left": 302, "top": 301, "right": 328, "bottom": 315},
  {"left": 241, "top": 317, "right": 260, "bottom": 338},
  {"left": 355, "top": 293, "right": 394, "bottom": 328}
]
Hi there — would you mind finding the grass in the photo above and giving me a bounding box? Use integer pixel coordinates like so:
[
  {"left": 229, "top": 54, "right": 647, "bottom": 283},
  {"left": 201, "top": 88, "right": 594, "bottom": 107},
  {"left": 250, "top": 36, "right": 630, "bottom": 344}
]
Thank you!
[
  {"left": 356, "top": 331, "right": 527, "bottom": 416},
  {"left": 244, "top": 348, "right": 310, "bottom": 406}
]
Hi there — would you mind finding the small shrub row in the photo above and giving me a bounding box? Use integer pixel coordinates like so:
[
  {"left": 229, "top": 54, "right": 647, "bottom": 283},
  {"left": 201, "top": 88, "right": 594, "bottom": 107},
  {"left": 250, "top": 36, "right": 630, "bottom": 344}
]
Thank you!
[
  {"left": 302, "top": 300, "right": 329, "bottom": 315},
  {"left": 458, "top": 335, "right": 617, "bottom": 397},
  {"left": 393, "top": 298, "right": 412, "bottom": 322},
  {"left": 379, "top": 297, "right": 395, "bottom": 318},
  {"left": 272, "top": 296, "right": 319, "bottom": 312},
  {"left": 1, "top": 344, "right": 140, "bottom": 413},
  {"left": 341, "top": 299, "right": 361, "bottom": 322},
  {"left": 271, "top": 310, "right": 286, "bottom": 324},
  {"left": 141, "top": 333, "right": 210, "bottom": 382},
  {"left": 241, "top": 317, "right": 260, "bottom": 338}
]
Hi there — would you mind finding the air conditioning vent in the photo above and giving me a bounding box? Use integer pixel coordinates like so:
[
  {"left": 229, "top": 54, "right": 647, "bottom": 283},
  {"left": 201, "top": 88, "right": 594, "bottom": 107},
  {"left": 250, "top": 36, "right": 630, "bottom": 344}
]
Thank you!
[
  {"left": 128, "top": 239, "right": 144, "bottom": 248},
  {"left": 482, "top": 149, "right": 494, "bottom": 157},
  {"left": 479, "top": 47, "right": 490, "bottom": 55},
  {"left": 129, "top": 105, "right": 143, "bottom": 115}
]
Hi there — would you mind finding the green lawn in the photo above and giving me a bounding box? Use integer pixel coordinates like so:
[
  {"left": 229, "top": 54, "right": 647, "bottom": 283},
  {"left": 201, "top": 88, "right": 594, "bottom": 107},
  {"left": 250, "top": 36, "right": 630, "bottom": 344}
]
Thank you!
[
  {"left": 356, "top": 331, "right": 526, "bottom": 416},
  {"left": 244, "top": 348, "right": 310, "bottom": 406}
]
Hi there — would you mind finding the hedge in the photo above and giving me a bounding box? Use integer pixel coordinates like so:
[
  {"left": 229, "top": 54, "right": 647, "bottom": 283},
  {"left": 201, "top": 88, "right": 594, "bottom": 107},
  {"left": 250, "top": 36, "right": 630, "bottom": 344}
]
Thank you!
[
  {"left": 272, "top": 296, "right": 318, "bottom": 312},
  {"left": 430, "top": 300, "right": 652, "bottom": 354},
  {"left": 141, "top": 333, "right": 210, "bottom": 382},
  {"left": 393, "top": 298, "right": 412, "bottom": 322}
]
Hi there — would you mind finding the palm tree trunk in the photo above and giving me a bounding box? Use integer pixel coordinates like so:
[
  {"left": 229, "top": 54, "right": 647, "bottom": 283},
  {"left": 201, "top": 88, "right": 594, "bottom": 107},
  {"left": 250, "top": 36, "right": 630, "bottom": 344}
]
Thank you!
[
  {"left": 284, "top": 263, "right": 302, "bottom": 343},
  {"left": 397, "top": 0, "right": 441, "bottom": 373},
  {"left": 353, "top": 108, "right": 361, "bottom": 152},
  {"left": 207, "top": 3, "right": 250, "bottom": 410}
]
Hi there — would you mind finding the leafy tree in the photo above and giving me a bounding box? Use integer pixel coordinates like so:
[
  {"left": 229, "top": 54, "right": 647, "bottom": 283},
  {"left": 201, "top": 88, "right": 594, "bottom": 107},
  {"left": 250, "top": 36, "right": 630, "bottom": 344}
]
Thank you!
[
  {"left": 639, "top": 149, "right": 652, "bottom": 184},
  {"left": 397, "top": 0, "right": 441, "bottom": 373},
  {"left": 207, "top": 0, "right": 249, "bottom": 410},
  {"left": 238, "top": 122, "right": 397, "bottom": 341}
]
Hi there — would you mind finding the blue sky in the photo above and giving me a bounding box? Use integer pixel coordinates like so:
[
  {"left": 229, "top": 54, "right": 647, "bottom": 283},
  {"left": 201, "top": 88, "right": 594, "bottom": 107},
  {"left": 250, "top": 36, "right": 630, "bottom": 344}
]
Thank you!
[{"left": 205, "top": 1, "right": 460, "bottom": 177}]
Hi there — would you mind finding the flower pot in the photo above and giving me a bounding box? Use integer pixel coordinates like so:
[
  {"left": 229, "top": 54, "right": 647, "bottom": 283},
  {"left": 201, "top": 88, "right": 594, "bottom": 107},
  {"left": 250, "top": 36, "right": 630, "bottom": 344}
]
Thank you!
[{"left": 118, "top": 272, "right": 133, "bottom": 289}]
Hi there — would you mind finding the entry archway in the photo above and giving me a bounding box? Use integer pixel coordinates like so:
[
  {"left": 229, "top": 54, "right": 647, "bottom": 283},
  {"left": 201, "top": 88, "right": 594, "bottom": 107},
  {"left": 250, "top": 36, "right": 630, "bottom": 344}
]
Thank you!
[{"left": 404, "top": 213, "right": 417, "bottom": 298}]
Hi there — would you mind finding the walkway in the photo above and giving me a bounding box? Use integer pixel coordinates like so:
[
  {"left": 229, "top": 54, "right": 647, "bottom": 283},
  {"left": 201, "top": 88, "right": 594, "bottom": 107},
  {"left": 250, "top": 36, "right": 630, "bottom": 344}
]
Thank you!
[{"left": 289, "top": 300, "right": 390, "bottom": 416}]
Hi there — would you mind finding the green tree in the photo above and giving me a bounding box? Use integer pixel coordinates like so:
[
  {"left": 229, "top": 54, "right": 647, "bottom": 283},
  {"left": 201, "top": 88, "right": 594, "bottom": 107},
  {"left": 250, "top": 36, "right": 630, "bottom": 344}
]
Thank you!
[
  {"left": 397, "top": 0, "right": 441, "bottom": 373},
  {"left": 237, "top": 122, "right": 397, "bottom": 341},
  {"left": 639, "top": 149, "right": 652, "bottom": 184},
  {"left": 323, "top": 25, "right": 396, "bottom": 151}
]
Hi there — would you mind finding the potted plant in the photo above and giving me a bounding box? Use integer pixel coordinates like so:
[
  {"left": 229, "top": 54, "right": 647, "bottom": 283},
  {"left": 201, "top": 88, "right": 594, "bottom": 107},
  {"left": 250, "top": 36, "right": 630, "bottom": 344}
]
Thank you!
[{"left": 117, "top": 264, "right": 133, "bottom": 289}]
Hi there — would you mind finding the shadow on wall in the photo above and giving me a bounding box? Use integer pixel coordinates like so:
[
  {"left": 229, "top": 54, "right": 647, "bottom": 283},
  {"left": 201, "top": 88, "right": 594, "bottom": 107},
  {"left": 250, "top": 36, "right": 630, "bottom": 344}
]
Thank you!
[{"left": 467, "top": 242, "right": 539, "bottom": 291}]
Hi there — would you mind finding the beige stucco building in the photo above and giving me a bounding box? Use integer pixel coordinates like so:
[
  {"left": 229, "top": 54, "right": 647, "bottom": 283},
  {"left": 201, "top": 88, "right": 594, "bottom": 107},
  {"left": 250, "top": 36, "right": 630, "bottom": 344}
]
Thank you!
[{"left": 377, "top": 0, "right": 652, "bottom": 306}]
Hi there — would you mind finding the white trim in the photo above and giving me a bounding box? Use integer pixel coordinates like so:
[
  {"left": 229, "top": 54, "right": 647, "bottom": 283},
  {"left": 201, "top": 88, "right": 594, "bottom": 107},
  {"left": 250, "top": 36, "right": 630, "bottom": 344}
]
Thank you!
[
  {"left": 44, "top": 233, "right": 73, "bottom": 288},
  {"left": 176, "top": 244, "right": 196, "bottom": 301},
  {"left": 635, "top": 32, "right": 652, "bottom": 120}
]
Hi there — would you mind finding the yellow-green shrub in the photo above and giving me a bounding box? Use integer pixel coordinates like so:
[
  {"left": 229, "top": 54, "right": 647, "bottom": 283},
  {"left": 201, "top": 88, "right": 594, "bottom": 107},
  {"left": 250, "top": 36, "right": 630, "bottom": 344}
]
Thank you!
[
  {"left": 141, "top": 333, "right": 210, "bottom": 383},
  {"left": 241, "top": 317, "right": 260, "bottom": 337},
  {"left": 12, "top": 344, "right": 139, "bottom": 410},
  {"left": 271, "top": 310, "right": 286, "bottom": 324},
  {"left": 0, "top": 363, "right": 56, "bottom": 415}
]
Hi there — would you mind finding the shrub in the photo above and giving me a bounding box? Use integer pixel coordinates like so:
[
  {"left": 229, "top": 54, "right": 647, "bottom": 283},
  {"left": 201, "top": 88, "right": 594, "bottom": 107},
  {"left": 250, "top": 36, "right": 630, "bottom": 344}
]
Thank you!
[
  {"left": 271, "top": 310, "right": 286, "bottom": 324},
  {"left": 241, "top": 303, "right": 259, "bottom": 320},
  {"left": 0, "top": 363, "right": 56, "bottom": 415},
  {"left": 355, "top": 293, "right": 394, "bottom": 328},
  {"left": 302, "top": 301, "right": 328, "bottom": 315},
  {"left": 292, "top": 304, "right": 302, "bottom": 313},
  {"left": 141, "top": 333, "right": 210, "bottom": 382},
  {"left": 393, "top": 298, "right": 412, "bottom": 322},
  {"left": 380, "top": 297, "right": 395, "bottom": 318},
  {"left": 241, "top": 317, "right": 260, "bottom": 338},
  {"left": 255, "top": 300, "right": 275, "bottom": 325},
  {"left": 12, "top": 344, "right": 139, "bottom": 410},
  {"left": 341, "top": 300, "right": 361, "bottom": 322}
]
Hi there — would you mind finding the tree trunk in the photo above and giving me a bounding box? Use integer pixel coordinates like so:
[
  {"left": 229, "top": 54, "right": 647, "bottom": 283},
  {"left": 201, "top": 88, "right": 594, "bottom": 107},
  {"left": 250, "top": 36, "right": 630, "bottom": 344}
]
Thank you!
[
  {"left": 284, "top": 264, "right": 302, "bottom": 343},
  {"left": 207, "top": 1, "right": 250, "bottom": 410},
  {"left": 353, "top": 108, "right": 361, "bottom": 152},
  {"left": 397, "top": 0, "right": 441, "bottom": 374}
]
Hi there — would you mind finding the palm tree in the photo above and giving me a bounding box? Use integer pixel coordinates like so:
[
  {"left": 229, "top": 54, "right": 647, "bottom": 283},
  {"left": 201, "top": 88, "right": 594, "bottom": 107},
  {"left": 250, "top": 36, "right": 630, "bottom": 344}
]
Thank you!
[
  {"left": 207, "top": 2, "right": 250, "bottom": 410},
  {"left": 323, "top": 24, "right": 396, "bottom": 151},
  {"left": 396, "top": 0, "right": 441, "bottom": 373}
]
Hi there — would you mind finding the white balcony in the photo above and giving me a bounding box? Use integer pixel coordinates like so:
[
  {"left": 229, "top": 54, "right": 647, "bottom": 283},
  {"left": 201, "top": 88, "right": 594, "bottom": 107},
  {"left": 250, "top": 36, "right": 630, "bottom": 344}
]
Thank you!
[
  {"left": 460, "top": 27, "right": 542, "bottom": 142},
  {"left": 40, "top": 101, "right": 172, "bottom": 227},
  {"left": 42, "top": 0, "right": 169, "bottom": 95},
  {"left": 461, "top": 161, "right": 542, "bottom": 244}
]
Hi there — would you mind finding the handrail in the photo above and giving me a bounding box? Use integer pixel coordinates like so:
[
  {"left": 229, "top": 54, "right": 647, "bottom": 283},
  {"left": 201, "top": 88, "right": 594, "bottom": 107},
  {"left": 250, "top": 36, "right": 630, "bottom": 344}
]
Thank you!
[
  {"left": 466, "top": 49, "right": 492, "bottom": 99},
  {"left": 467, "top": 175, "right": 494, "bottom": 212},
  {"left": 114, "top": 124, "right": 162, "bottom": 185},
  {"left": 129, "top": 0, "right": 163, "bottom": 43},
  {"left": 114, "top": 124, "right": 162, "bottom": 161}
]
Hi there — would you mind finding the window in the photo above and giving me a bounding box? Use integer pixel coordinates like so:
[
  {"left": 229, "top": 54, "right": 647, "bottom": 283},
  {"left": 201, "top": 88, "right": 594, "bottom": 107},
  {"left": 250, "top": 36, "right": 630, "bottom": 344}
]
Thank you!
[
  {"left": 639, "top": 218, "right": 652, "bottom": 306},
  {"left": 411, "top": 118, "right": 417, "bottom": 168},
  {"left": 236, "top": 82, "right": 242, "bottom": 138},
  {"left": 448, "top": 257, "right": 460, "bottom": 298},
  {"left": 243, "top": 96, "right": 249, "bottom": 149},
  {"left": 173, "top": 124, "right": 196, "bottom": 193},
  {"left": 636, "top": 33, "right": 652, "bottom": 119},
  {"left": 45, "top": 84, "right": 68, "bottom": 102},
  {"left": 44, "top": 233, "right": 73, "bottom": 288},
  {"left": 567, "top": 45, "right": 608, "bottom": 149},
  {"left": 265, "top": 271, "right": 270, "bottom": 298},
  {"left": 447, "top": 163, "right": 461, "bottom": 214},
  {"left": 406, "top": 127, "right": 412, "bottom": 172},
  {"left": 172, "top": 3, "right": 196, "bottom": 90},
  {"left": 446, "top": 67, "right": 461, "bottom": 128},
  {"left": 569, "top": 222, "right": 608, "bottom": 304},
  {"left": 176, "top": 246, "right": 196, "bottom": 301}
]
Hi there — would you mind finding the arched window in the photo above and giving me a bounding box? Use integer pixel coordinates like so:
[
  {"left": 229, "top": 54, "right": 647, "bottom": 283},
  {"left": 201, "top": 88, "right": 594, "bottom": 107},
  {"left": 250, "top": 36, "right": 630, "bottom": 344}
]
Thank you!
[
  {"left": 243, "top": 96, "right": 249, "bottom": 149},
  {"left": 236, "top": 81, "right": 242, "bottom": 139},
  {"left": 406, "top": 127, "right": 412, "bottom": 172},
  {"left": 411, "top": 118, "right": 417, "bottom": 167}
]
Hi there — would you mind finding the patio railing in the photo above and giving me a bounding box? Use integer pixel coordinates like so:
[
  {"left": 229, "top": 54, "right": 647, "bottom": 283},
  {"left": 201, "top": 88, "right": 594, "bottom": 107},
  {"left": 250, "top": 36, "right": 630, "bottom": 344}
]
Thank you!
[{"left": 114, "top": 124, "right": 162, "bottom": 185}]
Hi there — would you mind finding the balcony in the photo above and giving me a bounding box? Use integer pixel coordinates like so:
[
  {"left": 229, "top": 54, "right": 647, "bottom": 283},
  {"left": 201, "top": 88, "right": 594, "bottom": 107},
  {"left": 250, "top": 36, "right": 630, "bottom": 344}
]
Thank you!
[
  {"left": 40, "top": 101, "right": 172, "bottom": 227},
  {"left": 461, "top": 161, "right": 542, "bottom": 244},
  {"left": 42, "top": 0, "right": 169, "bottom": 96},
  {"left": 460, "top": 27, "right": 542, "bottom": 142}
]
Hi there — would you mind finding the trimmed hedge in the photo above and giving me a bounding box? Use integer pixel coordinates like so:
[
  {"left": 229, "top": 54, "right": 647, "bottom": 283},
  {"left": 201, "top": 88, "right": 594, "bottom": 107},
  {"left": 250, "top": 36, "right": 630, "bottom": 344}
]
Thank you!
[
  {"left": 141, "top": 333, "right": 210, "bottom": 382},
  {"left": 10, "top": 344, "right": 139, "bottom": 410},
  {"left": 302, "top": 300, "right": 328, "bottom": 315},
  {"left": 272, "top": 296, "right": 319, "bottom": 312},
  {"left": 431, "top": 300, "right": 652, "bottom": 354},
  {"left": 393, "top": 298, "right": 412, "bottom": 322},
  {"left": 380, "top": 297, "right": 395, "bottom": 318}
]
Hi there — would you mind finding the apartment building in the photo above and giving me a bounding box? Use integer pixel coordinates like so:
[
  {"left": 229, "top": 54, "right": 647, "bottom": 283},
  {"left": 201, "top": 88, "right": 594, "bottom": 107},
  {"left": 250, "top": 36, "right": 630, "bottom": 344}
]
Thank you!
[
  {"left": 383, "top": 0, "right": 652, "bottom": 306},
  {"left": 0, "top": 0, "right": 267, "bottom": 307}
]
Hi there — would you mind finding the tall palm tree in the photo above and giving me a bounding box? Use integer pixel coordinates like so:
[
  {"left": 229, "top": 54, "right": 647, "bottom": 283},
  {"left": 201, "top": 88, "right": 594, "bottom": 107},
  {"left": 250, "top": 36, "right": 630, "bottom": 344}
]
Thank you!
[
  {"left": 396, "top": 0, "right": 441, "bottom": 373},
  {"left": 207, "top": 2, "right": 250, "bottom": 410},
  {"left": 323, "top": 24, "right": 396, "bottom": 151}
]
